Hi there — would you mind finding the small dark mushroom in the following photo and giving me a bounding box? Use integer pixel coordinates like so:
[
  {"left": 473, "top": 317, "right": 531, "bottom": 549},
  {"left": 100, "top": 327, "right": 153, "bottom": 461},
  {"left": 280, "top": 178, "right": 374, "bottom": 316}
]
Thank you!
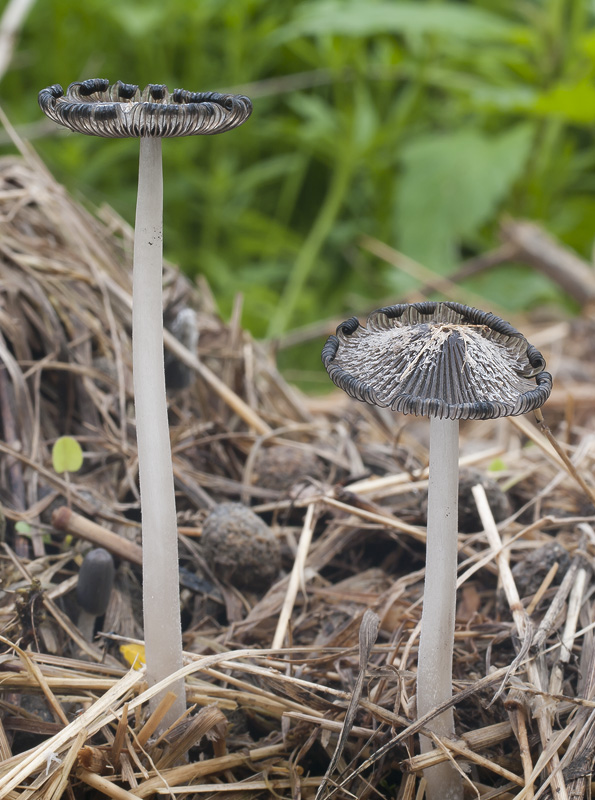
[
  {"left": 164, "top": 307, "right": 199, "bottom": 390},
  {"left": 322, "top": 301, "right": 551, "bottom": 800},
  {"left": 76, "top": 547, "right": 115, "bottom": 641}
]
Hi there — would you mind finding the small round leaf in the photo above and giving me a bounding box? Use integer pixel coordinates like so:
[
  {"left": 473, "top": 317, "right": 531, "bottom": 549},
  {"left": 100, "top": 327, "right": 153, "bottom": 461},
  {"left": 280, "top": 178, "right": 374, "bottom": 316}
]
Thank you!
[
  {"left": 52, "top": 437, "right": 83, "bottom": 474},
  {"left": 15, "top": 521, "right": 32, "bottom": 535}
]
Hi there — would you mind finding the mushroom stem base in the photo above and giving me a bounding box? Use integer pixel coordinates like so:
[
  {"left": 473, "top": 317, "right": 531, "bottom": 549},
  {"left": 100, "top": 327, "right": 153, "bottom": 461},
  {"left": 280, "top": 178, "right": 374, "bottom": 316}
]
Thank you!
[{"left": 417, "top": 415, "right": 462, "bottom": 800}]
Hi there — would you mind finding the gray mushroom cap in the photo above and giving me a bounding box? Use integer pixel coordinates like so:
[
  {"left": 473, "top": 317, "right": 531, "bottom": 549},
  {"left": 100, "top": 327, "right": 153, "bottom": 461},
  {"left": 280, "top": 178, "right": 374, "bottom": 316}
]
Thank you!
[
  {"left": 322, "top": 302, "right": 552, "bottom": 420},
  {"left": 38, "top": 79, "right": 252, "bottom": 138},
  {"left": 76, "top": 547, "right": 115, "bottom": 616}
]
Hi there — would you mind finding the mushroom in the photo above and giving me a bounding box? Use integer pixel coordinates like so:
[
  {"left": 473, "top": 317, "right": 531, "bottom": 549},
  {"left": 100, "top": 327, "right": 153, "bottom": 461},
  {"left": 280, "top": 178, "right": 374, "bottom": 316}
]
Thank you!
[
  {"left": 39, "top": 80, "right": 252, "bottom": 727},
  {"left": 322, "top": 301, "right": 551, "bottom": 800},
  {"left": 76, "top": 547, "right": 115, "bottom": 642}
]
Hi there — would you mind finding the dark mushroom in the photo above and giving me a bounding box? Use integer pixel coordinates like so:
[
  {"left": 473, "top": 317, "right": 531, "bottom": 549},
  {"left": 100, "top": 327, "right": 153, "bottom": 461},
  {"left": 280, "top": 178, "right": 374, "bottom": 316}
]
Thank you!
[
  {"left": 39, "top": 80, "right": 252, "bottom": 728},
  {"left": 164, "top": 307, "right": 199, "bottom": 390},
  {"left": 322, "top": 301, "right": 551, "bottom": 800},
  {"left": 76, "top": 547, "right": 115, "bottom": 641}
]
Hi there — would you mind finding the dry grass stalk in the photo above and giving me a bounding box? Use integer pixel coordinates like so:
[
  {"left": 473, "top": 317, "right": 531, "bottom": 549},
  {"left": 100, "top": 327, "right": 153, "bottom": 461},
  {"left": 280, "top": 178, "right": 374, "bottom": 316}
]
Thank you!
[
  {"left": 51, "top": 507, "right": 143, "bottom": 566},
  {"left": 473, "top": 484, "right": 569, "bottom": 800},
  {"left": 272, "top": 502, "right": 317, "bottom": 649},
  {"left": 0, "top": 141, "right": 594, "bottom": 798}
]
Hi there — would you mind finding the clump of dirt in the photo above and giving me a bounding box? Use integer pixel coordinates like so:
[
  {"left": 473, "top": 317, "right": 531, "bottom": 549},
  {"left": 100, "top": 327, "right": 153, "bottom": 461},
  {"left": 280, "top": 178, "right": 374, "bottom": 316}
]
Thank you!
[
  {"left": 250, "top": 444, "right": 326, "bottom": 492},
  {"left": 201, "top": 502, "right": 281, "bottom": 590}
]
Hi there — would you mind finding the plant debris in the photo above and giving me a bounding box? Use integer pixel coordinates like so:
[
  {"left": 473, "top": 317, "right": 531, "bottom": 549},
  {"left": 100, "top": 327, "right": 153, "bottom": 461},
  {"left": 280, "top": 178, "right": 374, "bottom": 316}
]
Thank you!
[{"left": 0, "top": 145, "right": 594, "bottom": 799}]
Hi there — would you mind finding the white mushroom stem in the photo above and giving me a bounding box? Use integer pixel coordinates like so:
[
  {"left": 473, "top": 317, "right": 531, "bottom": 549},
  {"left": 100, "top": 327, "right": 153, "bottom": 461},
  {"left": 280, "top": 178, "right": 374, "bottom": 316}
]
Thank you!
[
  {"left": 416, "top": 415, "right": 463, "bottom": 800},
  {"left": 77, "top": 609, "right": 97, "bottom": 642},
  {"left": 133, "top": 135, "right": 185, "bottom": 728}
]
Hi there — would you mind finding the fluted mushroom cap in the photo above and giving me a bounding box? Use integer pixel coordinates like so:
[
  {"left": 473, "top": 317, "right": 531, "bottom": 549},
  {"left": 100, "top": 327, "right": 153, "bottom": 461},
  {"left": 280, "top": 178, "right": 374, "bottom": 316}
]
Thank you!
[
  {"left": 38, "top": 79, "right": 252, "bottom": 138},
  {"left": 322, "top": 302, "right": 552, "bottom": 420}
]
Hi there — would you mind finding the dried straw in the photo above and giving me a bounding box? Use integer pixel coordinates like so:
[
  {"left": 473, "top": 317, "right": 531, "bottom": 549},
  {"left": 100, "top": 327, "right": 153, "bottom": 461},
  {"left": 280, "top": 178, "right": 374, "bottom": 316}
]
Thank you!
[{"left": 0, "top": 136, "right": 594, "bottom": 799}]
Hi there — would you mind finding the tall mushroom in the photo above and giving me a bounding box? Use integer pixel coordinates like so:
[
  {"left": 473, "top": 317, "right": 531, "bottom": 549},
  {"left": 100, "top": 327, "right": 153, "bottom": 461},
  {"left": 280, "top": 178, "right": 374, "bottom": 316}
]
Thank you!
[
  {"left": 39, "top": 80, "right": 252, "bottom": 727},
  {"left": 322, "top": 301, "right": 551, "bottom": 800}
]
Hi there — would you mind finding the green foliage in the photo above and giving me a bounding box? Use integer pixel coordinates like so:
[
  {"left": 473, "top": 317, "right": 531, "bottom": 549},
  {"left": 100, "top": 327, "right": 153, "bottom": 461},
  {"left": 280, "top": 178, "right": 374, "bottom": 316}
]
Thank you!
[
  {"left": 278, "top": 1, "right": 517, "bottom": 40},
  {"left": 534, "top": 79, "right": 595, "bottom": 123},
  {"left": 52, "top": 437, "right": 83, "bottom": 474},
  {"left": 488, "top": 458, "right": 507, "bottom": 473},
  {"left": 396, "top": 125, "right": 534, "bottom": 272},
  {"left": 2, "top": 0, "right": 594, "bottom": 381},
  {"left": 14, "top": 521, "right": 32, "bottom": 536}
]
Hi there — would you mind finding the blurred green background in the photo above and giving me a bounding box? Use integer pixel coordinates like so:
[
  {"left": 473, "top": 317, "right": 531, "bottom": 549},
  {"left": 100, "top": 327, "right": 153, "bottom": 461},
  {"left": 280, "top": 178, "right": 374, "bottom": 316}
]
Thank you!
[{"left": 1, "top": 0, "right": 593, "bottom": 386}]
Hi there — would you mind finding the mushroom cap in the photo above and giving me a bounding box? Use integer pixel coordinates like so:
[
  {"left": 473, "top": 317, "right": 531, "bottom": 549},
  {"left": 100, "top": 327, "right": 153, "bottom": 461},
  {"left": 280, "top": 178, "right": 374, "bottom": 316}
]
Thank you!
[
  {"left": 38, "top": 79, "right": 252, "bottom": 138},
  {"left": 322, "top": 302, "right": 552, "bottom": 420},
  {"left": 76, "top": 547, "right": 115, "bottom": 616}
]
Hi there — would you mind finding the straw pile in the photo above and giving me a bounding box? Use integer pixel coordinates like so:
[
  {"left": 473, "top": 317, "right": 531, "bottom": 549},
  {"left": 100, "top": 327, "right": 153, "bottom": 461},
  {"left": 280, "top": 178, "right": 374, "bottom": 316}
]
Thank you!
[{"left": 0, "top": 142, "right": 594, "bottom": 800}]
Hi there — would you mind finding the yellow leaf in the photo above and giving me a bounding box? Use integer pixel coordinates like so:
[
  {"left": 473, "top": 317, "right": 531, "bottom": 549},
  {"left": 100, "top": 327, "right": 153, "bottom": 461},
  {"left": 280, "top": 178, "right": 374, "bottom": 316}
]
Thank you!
[{"left": 120, "top": 643, "right": 146, "bottom": 670}]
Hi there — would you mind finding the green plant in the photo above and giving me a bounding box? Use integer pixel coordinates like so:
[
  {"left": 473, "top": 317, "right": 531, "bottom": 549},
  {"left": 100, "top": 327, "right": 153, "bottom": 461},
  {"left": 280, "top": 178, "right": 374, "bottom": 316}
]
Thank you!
[
  {"left": 2, "top": 0, "right": 591, "bottom": 371},
  {"left": 51, "top": 435, "right": 83, "bottom": 508},
  {"left": 14, "top": 520, "right": 33, "bottom": 537},
  {"left": 51, "top": 436, "right": 83, "bottom": 474}
]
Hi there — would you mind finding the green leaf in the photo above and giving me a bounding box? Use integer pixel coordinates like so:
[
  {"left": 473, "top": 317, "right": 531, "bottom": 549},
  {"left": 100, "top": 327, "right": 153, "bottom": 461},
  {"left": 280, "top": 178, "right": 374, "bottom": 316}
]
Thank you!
[
  {"left": 533, "top": 80, "right": 595, "bottom": 124},
  {"left": 470, "top": 86, "right": 537, "bottom": 114},
  {"left": 52, "top": 437, "right": 84, "bottom": 475},
  {"left": 105, "top": 5, "right": 171, "bottom": 38},
  {"left": 465, "top": 264, "right": 571, "bottom": 312},
  {"left": 15, "top": 521, "right": 32, "bottom": 536},
  {"left": 488, "top": 458, "right": 507, "bottom": 472},
  {"left": 285, "top": 93, "right": 341, "bottom": 145},
  {"left": 395, "top": 125, "right": 534, "bottom": 272},
  {"left": 278, "top": 1, "right": 517, "bottom": 42}
]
